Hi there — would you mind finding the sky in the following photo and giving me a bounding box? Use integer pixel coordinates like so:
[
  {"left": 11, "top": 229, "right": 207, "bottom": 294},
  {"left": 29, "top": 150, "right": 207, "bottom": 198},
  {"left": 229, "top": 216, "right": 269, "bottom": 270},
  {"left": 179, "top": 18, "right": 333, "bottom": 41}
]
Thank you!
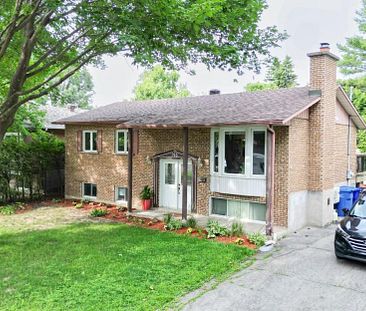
[{"left": 87, "top": 0, "right": 362, "bottom": 107}]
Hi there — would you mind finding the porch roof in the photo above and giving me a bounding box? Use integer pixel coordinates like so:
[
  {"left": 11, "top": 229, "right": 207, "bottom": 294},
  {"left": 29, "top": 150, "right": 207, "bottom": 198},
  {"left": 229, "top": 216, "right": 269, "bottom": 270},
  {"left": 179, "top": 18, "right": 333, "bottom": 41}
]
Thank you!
[{"left": 54, "top": 87, "right": 320, "bottom": 128}]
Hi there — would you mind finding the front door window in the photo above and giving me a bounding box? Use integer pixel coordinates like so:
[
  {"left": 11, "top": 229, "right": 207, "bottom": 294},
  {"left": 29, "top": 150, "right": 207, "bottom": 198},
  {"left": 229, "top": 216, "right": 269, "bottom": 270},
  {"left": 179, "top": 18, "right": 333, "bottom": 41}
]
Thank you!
[{"left": 160, "top": 159, "right": 192, "bottom": 211}]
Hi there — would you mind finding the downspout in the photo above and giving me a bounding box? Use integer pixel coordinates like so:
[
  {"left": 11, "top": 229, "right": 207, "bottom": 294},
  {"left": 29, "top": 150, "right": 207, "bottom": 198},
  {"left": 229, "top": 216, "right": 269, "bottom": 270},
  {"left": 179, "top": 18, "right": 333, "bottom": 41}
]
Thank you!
[
  {"left": 347, "top": 86, "right": 353, "bottom": 186},
  {"left": 347, "top": 115, "right": 351, "bottom": 185},
  {"left": 266, "top": 125, "right": 275, "bottom": 236}
]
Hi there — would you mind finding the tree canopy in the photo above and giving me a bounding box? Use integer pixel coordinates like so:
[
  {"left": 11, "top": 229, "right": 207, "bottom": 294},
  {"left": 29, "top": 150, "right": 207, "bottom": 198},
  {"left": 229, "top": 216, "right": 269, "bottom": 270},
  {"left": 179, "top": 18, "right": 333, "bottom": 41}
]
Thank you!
[
  {"left": 338, "top": 1, "right": 366, "bottom": 152},
  {"left": 39, "top": 68, "right": 94, "bottom": 109},
  {"left": 133, "top": 66, "right": 189, "bottom": 100},
  {"left": 245, "top": 55, "right": 297, "bottom": 92},
  {"left": 0, "top": 0, "right": 286, "bottom": 142},
  {"left": 338, "top": 0, "right": 366, "bottom": 75}
]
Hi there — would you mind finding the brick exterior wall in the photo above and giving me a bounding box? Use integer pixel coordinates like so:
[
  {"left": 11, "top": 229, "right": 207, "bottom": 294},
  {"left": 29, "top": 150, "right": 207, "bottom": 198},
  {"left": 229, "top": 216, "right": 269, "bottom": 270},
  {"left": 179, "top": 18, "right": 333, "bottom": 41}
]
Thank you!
[
  {"left": 65, "top": 126, "right": 212, "bottom": 213},
  {"left": 308, "top": 52, "right": 338, "bottom": 191},
  {"left": 273, "top": 126, "right": 289, "bottom": 226}
]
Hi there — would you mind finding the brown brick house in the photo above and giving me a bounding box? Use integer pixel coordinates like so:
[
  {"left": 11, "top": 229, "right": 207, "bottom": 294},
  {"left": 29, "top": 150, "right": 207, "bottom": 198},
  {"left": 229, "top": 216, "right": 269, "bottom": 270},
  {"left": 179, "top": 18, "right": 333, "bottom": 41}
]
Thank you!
[{"left": 55, "top": 45, "right": 366, "bottom": 233}]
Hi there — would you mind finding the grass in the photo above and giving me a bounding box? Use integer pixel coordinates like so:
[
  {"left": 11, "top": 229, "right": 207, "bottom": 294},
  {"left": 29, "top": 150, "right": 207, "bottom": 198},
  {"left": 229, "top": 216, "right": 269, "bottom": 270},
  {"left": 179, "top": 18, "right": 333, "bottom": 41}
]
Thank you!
[{"left": 0, "top": 222, "right": 254, "bottom": 310}]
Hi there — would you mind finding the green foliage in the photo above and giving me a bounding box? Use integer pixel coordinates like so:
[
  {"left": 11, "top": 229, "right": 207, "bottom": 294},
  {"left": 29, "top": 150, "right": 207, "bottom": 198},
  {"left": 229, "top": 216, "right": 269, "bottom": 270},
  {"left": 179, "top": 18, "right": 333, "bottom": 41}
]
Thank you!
[
  {"left": 245, "top": 56, "right": 297, "bottom": 92},
  {"left": 230, "top": 222, "right": 244, "bottom": 237},
  {"left": 0, "top": 205, "right": 16, "bottom": 215},
  {"left": 134, "top": 66, "right": 190, "bottom": 100},
  {"left": 338, "top": 1, "right": 366, "bottom": 75},
  {"left": 206, "top": 220, "right": 229, "bottom": 239},
  {"left": 339, "top": 77, "right": 366, "bottom": 151},
  {"left": 0, "top": 132, "right": 64, "bottom": 202},
  {"left": 139, "top": 185, "right": 153, "bottom": 200},
  {"left": 39, "top": 69, "right": 94, "bottom": 109},
  {"left": 90, "top": 208, "right": 108, "bottom": 217},
  {"left": 0, "top": 222, "right": 254, "bottom": 310},
  {"left": 74, "top": 203, "right": 83, "bottom": 209},
  {"left": 163, "top": 213, "right": 183, "bottom": 231},
  {"left": 185, "top": 216, "right": 198, "bottom": 229},
  {"left": 0, "top": 0, "right": 286, "bottom": 140},
  {"left": 248, "top": 232, "right": 267, "bottom": 247},
  {"left": 245, "top": 82, "right": 277, "bottom": 92},
  {"left": 265, "top": 56, "right": 297, "bottom": 88}
]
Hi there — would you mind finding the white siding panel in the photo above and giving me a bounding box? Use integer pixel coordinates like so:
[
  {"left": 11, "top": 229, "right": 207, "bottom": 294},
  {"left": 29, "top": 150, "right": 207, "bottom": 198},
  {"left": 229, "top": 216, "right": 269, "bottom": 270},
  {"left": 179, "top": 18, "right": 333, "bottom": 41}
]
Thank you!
[{"left": 210, "top": 175, "right": 266, "bottom": 197}]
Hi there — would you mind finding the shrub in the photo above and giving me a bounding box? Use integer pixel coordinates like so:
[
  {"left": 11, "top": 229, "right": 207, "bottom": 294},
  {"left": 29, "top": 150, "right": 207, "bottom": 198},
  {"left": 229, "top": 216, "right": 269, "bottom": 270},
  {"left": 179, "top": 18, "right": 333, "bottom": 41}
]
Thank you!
[
  {"left": 163, "top": 213, "right": 173, "bottom": 224},
  {"left": 248, "top": 232, "right": 267, "bottom": 247},
  {"left": 230, "top": 222, "right": 244, "bottom": 237},
  {"left": 90, "top": 208, "right": 108, "bottom": 217},
  {"left": 206, "top": 220, "right": 229, "bottom": 239},
  {"left": 52, "top": 198, "right": 62, "bottom": 203},
  {"left": 164, "top": 218, "right": 183, "bottom": 231},
  {"left": 185, "top": 216, "right": 197, "bottom": 229},
  {"left": 0, "top": 205, "right": 16, "bottom": 215},
  {"left": 163, "top": 213, "right": 183, "bottom": 231}
]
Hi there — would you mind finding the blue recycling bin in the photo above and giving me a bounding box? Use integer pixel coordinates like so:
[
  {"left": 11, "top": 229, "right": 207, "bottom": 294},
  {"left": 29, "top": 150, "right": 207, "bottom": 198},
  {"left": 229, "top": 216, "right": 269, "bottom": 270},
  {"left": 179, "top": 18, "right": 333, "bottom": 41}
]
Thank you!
[
  {"left": 353, "top": 188, "right": 362, "bottom": 203},
  {"left": 337, "top": 186, "right": 354, "bottom": 216}
]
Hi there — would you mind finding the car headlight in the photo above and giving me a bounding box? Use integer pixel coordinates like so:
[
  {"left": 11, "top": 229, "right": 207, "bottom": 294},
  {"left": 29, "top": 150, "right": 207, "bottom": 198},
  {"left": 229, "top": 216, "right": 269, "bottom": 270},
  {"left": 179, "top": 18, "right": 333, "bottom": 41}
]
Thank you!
[{"left": 336, "top": 224, "right": 350, "bottom": 239}]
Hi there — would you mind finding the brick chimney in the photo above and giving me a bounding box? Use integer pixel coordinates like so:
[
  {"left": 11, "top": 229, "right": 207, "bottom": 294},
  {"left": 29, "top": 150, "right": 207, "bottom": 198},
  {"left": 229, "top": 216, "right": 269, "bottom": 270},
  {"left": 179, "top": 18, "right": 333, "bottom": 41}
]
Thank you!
[{"left": 307, "top": 43, "right": 340, "bottom": 225}]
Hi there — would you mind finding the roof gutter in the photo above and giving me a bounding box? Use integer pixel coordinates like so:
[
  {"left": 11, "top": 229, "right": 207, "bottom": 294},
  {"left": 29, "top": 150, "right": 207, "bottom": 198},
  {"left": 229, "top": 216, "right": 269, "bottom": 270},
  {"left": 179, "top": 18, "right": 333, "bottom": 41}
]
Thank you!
[{"left": 266, "top": 125, "right": 275, "bottom": 236}]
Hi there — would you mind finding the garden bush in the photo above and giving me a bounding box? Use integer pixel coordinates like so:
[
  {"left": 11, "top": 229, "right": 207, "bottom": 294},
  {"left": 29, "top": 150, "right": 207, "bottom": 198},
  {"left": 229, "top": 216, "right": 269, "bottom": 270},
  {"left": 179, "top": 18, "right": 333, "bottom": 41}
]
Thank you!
[
  {"left": 206, "top": 220, "right": 229, "bottom": 239},
  {"left": 230, "top": 222, "right": 244, "bottom": 237},
  {"left": 90, "top": 209, "right": 108, "bottom": 217},
  {"left": 248, "top": 232, "right": 267, "bottom": 247}
]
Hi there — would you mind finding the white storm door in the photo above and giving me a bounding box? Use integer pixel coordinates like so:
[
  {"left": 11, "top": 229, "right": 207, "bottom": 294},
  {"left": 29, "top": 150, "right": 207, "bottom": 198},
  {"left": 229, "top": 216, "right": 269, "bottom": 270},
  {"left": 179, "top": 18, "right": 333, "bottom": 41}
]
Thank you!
[
  {"left": 178, "top": 160, "right": 192, "bottom": 212},
  {"left": 160, "top": 159, "right": 179, "bottom": 210}
]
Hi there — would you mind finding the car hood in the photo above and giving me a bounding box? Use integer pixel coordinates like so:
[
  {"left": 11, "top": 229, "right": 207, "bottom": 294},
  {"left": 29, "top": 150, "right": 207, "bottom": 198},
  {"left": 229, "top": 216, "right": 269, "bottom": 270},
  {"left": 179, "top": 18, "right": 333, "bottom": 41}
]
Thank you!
[{"left": 341, "top": 216, "right": 366, "bottom": 238}]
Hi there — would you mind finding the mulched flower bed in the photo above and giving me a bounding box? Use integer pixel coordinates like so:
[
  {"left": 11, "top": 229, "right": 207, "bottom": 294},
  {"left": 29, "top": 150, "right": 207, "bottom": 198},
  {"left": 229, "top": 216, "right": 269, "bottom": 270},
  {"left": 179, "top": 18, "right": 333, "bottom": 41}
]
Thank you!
[{"left": 4, "top": 198, "right": 257, "bottom": 249}]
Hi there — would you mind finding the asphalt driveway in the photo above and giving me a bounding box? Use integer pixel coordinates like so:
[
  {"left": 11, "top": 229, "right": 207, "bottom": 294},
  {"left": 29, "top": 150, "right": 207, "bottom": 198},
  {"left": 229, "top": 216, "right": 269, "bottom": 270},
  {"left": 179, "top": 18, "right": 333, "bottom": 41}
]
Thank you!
[{"left": 182, "top": 225, "right": 366, "bottom": 311}]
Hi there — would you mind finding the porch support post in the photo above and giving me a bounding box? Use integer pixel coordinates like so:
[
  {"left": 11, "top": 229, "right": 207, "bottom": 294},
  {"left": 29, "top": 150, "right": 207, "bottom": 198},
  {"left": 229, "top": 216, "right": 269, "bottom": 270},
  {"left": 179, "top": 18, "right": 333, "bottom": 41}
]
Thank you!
[
  {"left": 266, "top": 126, "right": 275, "bottom": 236},
  {"left": 128, "top": 128, "right": 133, "bottom": 213},
  {"left": 182, "top": 127, "right": 189, "bottom": 220}
]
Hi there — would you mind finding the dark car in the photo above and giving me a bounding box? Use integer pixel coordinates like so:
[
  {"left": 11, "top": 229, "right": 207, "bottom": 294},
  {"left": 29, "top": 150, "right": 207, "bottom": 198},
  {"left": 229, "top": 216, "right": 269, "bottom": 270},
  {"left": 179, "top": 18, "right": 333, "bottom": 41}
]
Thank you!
[{"left": 334, "top": 192, "right": 366, "bottom": 263}]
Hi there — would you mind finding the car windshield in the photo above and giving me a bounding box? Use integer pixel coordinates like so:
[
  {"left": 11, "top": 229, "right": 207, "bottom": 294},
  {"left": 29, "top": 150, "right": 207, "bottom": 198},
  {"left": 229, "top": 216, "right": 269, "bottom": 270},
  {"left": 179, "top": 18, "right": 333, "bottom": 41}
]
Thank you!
[{"left": 350, "top": 195, "right": 366, "bottom": 218}]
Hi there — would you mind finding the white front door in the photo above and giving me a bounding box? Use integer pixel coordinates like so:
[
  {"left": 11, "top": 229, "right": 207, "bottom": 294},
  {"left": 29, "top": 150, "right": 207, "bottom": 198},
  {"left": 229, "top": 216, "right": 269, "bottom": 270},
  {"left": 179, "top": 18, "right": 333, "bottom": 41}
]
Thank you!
[{"left": 159, "top": 159, "right": 192, "bottom": 211}]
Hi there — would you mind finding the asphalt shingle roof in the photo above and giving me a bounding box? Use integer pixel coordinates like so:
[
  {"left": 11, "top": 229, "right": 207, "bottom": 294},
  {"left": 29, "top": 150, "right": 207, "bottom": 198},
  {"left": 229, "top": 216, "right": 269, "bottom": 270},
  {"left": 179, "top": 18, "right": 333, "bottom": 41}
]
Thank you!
[{"left": 54, "top": 87, "right": 320, "bottom": 127}]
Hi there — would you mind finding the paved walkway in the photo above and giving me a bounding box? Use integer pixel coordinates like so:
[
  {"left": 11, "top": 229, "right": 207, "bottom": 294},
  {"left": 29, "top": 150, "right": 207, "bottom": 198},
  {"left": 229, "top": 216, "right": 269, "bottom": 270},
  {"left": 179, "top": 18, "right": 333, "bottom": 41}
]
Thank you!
[{"left": 182, "top": 225, "right": 366, "bottom": 311}]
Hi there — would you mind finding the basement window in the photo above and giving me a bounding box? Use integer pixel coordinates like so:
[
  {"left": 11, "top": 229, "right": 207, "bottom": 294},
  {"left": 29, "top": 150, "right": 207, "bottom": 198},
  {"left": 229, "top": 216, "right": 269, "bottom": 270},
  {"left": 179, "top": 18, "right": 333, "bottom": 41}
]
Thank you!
[
  {"left": 116, "top": 187, "right": 128, "bottom": 203},
  {"left": 211, "top": 198, "right": 266, "bottom": 222},
  {"left": 83, "top": 183, "right": 97, "bottom": 199}
]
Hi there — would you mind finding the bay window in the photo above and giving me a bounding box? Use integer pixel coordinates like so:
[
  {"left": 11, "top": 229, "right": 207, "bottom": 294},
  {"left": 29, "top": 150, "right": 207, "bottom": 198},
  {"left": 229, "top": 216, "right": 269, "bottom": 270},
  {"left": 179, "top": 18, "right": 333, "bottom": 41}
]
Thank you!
[{"left": 210, "top": 127, "right": 266, "bottom": 177}]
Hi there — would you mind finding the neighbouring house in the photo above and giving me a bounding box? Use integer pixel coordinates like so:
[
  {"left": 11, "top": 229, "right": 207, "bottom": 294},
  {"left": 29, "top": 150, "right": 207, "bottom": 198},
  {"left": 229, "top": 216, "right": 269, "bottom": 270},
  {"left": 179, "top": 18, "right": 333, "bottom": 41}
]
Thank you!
[
  {"left": 41, "top": 104, "right": 87, "bottom": 139},
  {"left": 55, "top": 44, "right": 366, "bottom": 233}
]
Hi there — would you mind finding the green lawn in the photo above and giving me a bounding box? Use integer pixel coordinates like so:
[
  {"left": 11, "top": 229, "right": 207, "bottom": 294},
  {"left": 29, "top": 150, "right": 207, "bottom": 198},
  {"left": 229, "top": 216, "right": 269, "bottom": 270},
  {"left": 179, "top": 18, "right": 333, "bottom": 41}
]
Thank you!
[{"left": 0, "top": 223, "right": 254, "bottom": 310}]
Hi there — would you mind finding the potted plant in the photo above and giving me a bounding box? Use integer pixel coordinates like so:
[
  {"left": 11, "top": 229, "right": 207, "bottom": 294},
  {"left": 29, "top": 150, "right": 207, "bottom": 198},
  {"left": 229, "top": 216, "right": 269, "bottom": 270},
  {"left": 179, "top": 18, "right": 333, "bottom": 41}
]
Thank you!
[{"left": 140, "top": 185, "right": 153, "bottom": 210}]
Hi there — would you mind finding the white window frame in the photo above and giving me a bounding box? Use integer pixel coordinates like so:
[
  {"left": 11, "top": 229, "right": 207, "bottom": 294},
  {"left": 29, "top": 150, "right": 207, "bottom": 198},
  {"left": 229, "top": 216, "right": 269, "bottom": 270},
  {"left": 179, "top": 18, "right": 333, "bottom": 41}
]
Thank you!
[
  {"left": 82, "top": 182, "right": 97, "bottom": 199},
  {"left": 83, "top": 130, "right": 97, "bottom": 153},
  {"left": 210, "top": 126, "right": 266, "bottom": 179},
  {"left": 251, "top": 129, "right": 267, "bottom": 177},
  {"left": 115, "top": 186, "right": 128, "bottom": 205},
  {"left": 209, "top": 197, "right": 266, "bottom": 224},
  {"left": 115, "top": 130, "right": 128, "bottom": 154}
]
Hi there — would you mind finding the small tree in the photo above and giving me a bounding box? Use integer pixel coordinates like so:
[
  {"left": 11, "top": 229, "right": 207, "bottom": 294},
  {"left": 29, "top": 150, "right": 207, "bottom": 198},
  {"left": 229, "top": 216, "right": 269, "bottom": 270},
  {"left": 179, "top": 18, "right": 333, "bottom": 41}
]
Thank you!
[
  {"left": 245, "top": 56, "right": 297, "bottom": 92},
  {"left": 133, "top": 66, "right": 189, "bottom": 100},
  {"left": 266, "top": 56, "right": 297, "bottom": 88}
]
